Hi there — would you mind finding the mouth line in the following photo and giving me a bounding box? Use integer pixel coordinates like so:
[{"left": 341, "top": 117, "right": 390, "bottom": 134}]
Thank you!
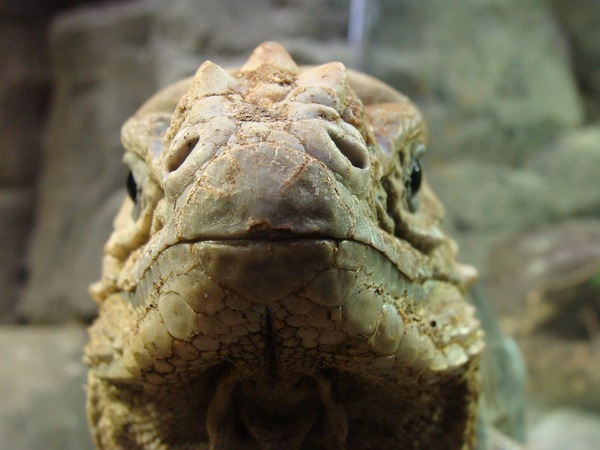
[
  {"left": 127, "top": 236, "right": 408, "bottom": 306},
  {"left": 166, "top": 235, "right": 400, "bottom": 272},
  {"left": 181, "top": 234, "right": 348, "bottom": 245},
  {"left": 127, "top": 220, "right": 441, "bottom": 299}
]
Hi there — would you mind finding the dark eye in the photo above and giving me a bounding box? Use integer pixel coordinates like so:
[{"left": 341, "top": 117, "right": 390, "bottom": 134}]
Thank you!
[
  {"left": 403, "top": 144, "right": 426, "bottom": 213},
  {"left": 409, "top": 159, "right": 422, "bottom": 195},
  {"left": 126, "top": 171, "right": 138, "bottom": 203},
  {"left": 405, "top": 158, "right": 423, "bottom": 213}
]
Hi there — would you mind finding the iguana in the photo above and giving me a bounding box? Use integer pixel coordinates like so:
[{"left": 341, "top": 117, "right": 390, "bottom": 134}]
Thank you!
[{"left": 85, "top": 42, "right": 521, "bottom": 450}]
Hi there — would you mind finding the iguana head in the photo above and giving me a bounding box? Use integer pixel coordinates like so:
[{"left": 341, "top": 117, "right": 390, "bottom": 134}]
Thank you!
[{"left": 86, "top": 42, "right": 483, "bottom": 449}]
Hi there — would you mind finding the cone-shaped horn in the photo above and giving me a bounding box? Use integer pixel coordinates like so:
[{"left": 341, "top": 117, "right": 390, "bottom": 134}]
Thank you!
[
  {"left": 297, "top": 62, "right": 347, "bottom": 91},
  {"left": 241, "top": 41, "right": 298, "bottom": 74},
  {"left": 190, "top": 61, "right": 236, "bottom": 98},
  {"left": 293, "top": 62, "right": 348, "bottom": 111}
]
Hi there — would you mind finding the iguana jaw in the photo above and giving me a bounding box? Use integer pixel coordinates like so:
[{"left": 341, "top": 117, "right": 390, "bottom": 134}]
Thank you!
[
  {"left": 119, "top": 239, "right": 483, "bottom": 381},
  {"left": 88, "top": 236, "right": 482, "bottom": 450}
]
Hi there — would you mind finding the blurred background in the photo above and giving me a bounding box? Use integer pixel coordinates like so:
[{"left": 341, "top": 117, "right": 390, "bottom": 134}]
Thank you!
[{"left": 1, "top": 0, "right": 599, "bottom": 448}]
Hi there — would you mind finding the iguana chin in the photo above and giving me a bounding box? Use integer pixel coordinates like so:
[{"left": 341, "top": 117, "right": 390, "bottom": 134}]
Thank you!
[{"left": 85, "top": 41, "right": 509, "bottom": 450}]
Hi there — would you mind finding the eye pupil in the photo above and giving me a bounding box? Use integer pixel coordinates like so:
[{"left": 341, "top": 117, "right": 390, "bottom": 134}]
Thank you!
[
  {"left": 404, "top": 158, "right": 423, "bottom": 213},
  {"left": 409, "top": 159, "right": 422, "bottom": 194},
  {"left": 126, "top": 171, "right": 138, "bottom": 202}
]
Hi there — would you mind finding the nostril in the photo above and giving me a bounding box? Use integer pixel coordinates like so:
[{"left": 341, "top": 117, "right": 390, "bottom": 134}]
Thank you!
[
  {"left": 166, "top": 136, "right": 200, "bottom": 172},
  {"left": 327, "top": 130, "right": 369, "bottom": 170}
]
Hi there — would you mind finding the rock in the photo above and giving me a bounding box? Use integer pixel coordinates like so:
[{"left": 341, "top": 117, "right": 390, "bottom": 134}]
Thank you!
[
  {"left": 547, "top": 0, "right": 600, "bottom": 121},
  {"left": 528, "top": 408, "right": 600, "bottom": 450},
  {"left": 427, "top": 124, "right": 600, "bottom": 274},
  {"left": 426, "top": 124, "right": 600, "bottom": 275},
  {"left": 0, "top": 325, "right": 93, "bottom": 450},
  {"left": 426, "top": 160, "right": 550, "bottom": 271},
  {"left": 370, "top": 0, "right": 584, "bottom": 165},
  {"left": 0, "top": 22, "right": 49, "bottom": 185},
  {"left": 486, "top": 220, "right": 600, "bottom": 409},
  {"left": 0, "top": 0, "right": 66, "bottom": 17},
  {"left": 0, "top": 1, "right": 55, "bottom": 323},
  {"left": 19, "top": 1, "right": 160, "bottom": 322},
  {"left": 525, "top": 126, "right": 600, "bottom": 219},
  {"left": 521, "top": 321, "right": 600, "bottom": 411},
  {"left": 0, "top": 189, "right": 35, "bottom": 322},
  {"left": 150, "top": 0, "right": 349, "bottom": 84},
  {"left": 487, "top": 219, "right": 600, "bottom": 319},
  {"left": 429, "top": 161, "right": 550, "bottom": 233}
]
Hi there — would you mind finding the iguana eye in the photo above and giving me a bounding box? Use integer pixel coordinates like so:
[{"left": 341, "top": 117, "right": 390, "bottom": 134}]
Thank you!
[
  {"left": 409, "top": 159, "right": 422, "bottom": 195},
  {"left": 405, "top": 158, "right": 422, "bottom": 213},
  {"left": 126, "top": 171, "right": 138, "bottom": 203},
  {"left": 405, "top": 144, "right": 426, "bottom": 212}
]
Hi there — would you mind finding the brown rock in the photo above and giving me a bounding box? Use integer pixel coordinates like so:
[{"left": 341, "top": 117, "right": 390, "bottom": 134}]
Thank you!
[
  {"left": 0, "top": 23, "right": 49, "bottom": 185},
  {"left": 0, "top": 188, "right": 34, "bottom": 322},
  {"left": 487, "top": 220, "right": 600, "bottom": 409},
  {"left": 548, "top": 0, "right": 600, "bottom": 121}
]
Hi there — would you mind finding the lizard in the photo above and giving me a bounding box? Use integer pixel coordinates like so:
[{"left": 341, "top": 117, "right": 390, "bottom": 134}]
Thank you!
[{"left": 85, "top": 41, "right": 511, "bottom": 449}]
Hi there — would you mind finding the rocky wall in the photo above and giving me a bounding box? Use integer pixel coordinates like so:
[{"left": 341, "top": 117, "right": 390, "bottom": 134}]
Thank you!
[{"left": 0, "top": 1, "right": 54, "bottom": 321}]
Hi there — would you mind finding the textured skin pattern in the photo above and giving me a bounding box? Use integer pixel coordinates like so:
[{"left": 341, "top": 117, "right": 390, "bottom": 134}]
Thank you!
[{"left": 85, "top": 42, "right": 486, "bottom": 449}]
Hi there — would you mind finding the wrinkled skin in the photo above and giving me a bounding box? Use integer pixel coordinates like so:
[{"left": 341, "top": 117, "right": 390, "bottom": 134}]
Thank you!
[{"left": 85, "top": 42, "right": 487, "bottom": 450}]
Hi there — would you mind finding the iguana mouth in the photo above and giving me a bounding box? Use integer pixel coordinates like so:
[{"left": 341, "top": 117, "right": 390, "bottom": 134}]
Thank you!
[
  {"left": 129, "top": 237, "right": 402, "bottom": 314},
  {"left": 126, "top": 237, "right": 480, "bottom": 371}
]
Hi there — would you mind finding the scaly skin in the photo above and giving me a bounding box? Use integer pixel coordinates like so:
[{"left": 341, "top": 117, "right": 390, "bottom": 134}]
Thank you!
[{"left": 85, "top": 42, "right": 485, "bottom": 449}]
